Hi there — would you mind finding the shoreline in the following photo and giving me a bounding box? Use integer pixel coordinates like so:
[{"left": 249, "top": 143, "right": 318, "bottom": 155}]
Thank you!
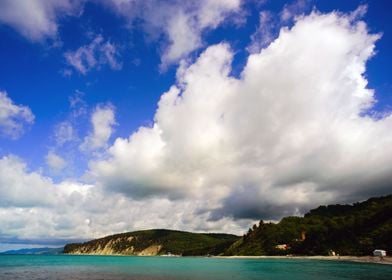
[
  {"left": 62, "top": 253, "right": 392, "bottom": 265},
  {"left": 214, "top": 255, "right": 392, "bottom": 265}
]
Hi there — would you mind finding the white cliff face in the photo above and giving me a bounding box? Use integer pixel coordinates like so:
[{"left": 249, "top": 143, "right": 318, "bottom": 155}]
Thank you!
[
  {"left": 138, "top": 245, "right": 163, "bottom": 256},
  {"left": 66, "top": 235, "right": 163, "bottom": 256}
]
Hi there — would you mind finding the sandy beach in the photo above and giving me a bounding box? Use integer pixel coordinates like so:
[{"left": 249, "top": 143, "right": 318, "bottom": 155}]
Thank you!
[{"left": 214, "top": 255, "right": 392, "bottom": 265}]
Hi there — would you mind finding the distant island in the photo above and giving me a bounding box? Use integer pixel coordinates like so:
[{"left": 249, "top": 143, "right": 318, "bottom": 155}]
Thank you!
[{"left": 64, "top": 194, "right": 391, "bottom": 257}]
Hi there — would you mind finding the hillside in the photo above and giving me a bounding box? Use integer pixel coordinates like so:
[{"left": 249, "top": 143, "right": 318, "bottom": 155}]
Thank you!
[
  {"left": 64, "top": 195, "right": 392, "bottom": 257},
  {"left": 225, "top": 195, "right": 392, "bottom": 256},
  {"left": 0, "top": 247, "right": 63, "bottom": 255},
  {"left": 64, "top": 229, "right": 239, "bottom": 256}
]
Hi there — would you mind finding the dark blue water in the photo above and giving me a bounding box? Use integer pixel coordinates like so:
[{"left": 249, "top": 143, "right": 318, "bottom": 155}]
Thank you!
[{"left": 0, "top": 255, "right": 391, "bottom": 279}]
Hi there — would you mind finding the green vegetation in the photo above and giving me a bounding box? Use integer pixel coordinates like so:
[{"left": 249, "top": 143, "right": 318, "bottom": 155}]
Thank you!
[
  {"left": 64, "top": 195, "right": 392, "bottom": 256},
  {"left": 225, "top": 195, "right": 392, "bottom": 256},
  {"left": 64, "top": 229, "right": 239, "bottom": 256}
]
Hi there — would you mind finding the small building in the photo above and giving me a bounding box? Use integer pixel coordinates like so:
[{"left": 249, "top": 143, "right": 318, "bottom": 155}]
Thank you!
[
  {"left": 328, "top": 250, "right": 336, "bottom": 256},
  {"left": 373, "top": 249, "right": 387, "bottom": 257},
  {"left": 275, "top": 244, "right": 289, "bottom": 250}
]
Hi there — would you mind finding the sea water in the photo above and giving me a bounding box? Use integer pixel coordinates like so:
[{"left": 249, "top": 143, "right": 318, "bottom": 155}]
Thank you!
[{"left": 0, "top": 255, "right": 391, "bottom": 280}]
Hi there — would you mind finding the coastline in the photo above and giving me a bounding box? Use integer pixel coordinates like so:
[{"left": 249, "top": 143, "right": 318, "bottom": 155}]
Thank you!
[
  {"left": 214, "top": 255, "right": 392, "bottom": 265},
  {"left": 62, "top": 253, "right": 392, "bottom": 265}
]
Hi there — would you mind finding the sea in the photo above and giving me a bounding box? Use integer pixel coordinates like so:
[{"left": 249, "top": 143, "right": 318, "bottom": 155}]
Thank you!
[{"left": 0, "top": 255, "right": 391, "bottom": 280}]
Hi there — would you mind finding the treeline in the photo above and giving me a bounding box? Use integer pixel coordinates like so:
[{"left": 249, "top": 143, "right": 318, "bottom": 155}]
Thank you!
[{"left": 225, "top": 195, "right": 392, "bottom": 256}]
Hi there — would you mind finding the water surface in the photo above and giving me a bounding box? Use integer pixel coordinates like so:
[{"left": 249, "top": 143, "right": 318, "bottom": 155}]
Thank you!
[{"left": 1, "top": 255, "right": 391, "bottom": 279}]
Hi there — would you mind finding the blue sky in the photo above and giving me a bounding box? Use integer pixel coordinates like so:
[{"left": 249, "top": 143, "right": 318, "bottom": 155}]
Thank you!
[
  {"left": 0, "top": 0, "right": 391, "bottom": 251},
  {"left": 1, "top": 0, "right": 391, "bottom": 173}
]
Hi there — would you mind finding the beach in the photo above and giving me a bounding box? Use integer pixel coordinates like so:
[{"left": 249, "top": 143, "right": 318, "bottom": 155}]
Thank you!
[{"left": 215, "top": 255, "right": 392, "bottom": 265}]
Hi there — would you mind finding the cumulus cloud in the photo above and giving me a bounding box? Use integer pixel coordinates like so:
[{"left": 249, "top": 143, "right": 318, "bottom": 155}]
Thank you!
[
  {"left": 46, "top": 151, "right": 66, "bottom": 173},
  {"left": 0, "top": 91, "right": 34, "bottom": 139},
  {"left": 90, "top": 10, "right": 392, "bottom": 222},
  {"left": 80, "top": 104, "right": 116, "bottom": 151},
  {"left": 0, "top": 155, "right": 248, "bottom": 242},
  {"left": 0, "top": 0, "right": 82, "bottom": 41},
  {"left": 0, "top": 156, "right": 55, "bottom": 208},
  {"left": 0, "top": 155, "right": 95, "bottom": 239},
  {"left": 106, "top": 0, "right": 242, "bottom": 66},
  {"left": 64, "top": 35, "right": 122, "bottom": 75}
]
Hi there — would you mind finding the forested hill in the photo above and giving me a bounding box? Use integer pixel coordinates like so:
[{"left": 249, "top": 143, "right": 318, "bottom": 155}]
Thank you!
[
  {"left": 225, "top": 195, "right": 392, "bottom": 256},
  {"left": 64, "top": 195, "right": 392, "bottom": 256},
  {"left": 63, "top": 229, "right": 239, "bottom": 256}
]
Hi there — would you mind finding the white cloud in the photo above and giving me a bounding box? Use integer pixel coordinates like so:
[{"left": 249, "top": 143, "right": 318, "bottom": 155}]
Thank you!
[
  {"left": 0, "top": 91, "right": 34, "bottom": 139},
  {"left": 349, "top": 5, "right": 368, "bottom": 20},
  {"left": 54, "top": 121, "right": 76, "bottom": 145},
  {"left": 80, "top": 104, "right": 116, "bottom": 151},
  {"left": 162, "top": 10, "right": 202, "bottom": 66},
  {"left": 0, "top": 0, "right": 82, "bottom": 41},
  {"left": 90, "top": 10, "right": 392, "bottom": 222},
  {"left": 64, "top": 35, "right": 122, "bottom": 75},
  {"left": 247, "top": 11, "right": 276, "bottom": 53},
  {"left": 0, "top": 155, "right": 249, "bottom": 242},
  {"left": 0, "top": 155, "right": 96, "bottom": 239},
  {"left": 105, "top": 0, "right": 242, "bottom": 66},
  {"left": 46, "top": 151, "right": 66, "bottom": 173},
  {"left": 52, "top": 91, "right": 88, "bottom": 146},
  {"left": 0, "top": 0, "right": 240, "bottom": 65},
  {"left": 0, "top": 156, "right": 55, "bottom": 208},
  {"left": 280, "top": 0, "right": 311, "bottom": 22},
  {"left": 68, "top": 90, "right": 88, "bottom": 118},
  {"left": 162, "top": 0, "right": 242, "bottom": 65}
]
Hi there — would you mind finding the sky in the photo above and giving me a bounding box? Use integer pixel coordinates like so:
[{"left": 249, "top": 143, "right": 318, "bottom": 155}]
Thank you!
[{"left": 0, "top": 0, "right": 391, "bottom": 252}]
